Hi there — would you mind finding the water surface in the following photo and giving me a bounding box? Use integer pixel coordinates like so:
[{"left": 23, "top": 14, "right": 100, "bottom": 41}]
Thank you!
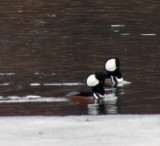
[{"left": 0, "top": 0, "right": 160, "bottom": 115}]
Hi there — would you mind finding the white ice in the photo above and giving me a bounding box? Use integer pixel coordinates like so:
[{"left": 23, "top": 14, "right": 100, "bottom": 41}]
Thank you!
[{"left": 0, "top": 115, "right": 160, "bottom": 146}]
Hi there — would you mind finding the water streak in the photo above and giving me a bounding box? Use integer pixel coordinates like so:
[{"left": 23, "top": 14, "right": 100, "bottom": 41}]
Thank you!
[
  {"left": 0, "top": 95, "right": 69, "bottom": 103},
  {"left": 43, "top": 83, "right": 84, "bottom": 86}
]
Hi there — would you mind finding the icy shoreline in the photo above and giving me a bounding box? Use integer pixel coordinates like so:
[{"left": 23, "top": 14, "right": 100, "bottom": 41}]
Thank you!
[{"left": 0, "top": 115, "right": 159, "bottom": 146}]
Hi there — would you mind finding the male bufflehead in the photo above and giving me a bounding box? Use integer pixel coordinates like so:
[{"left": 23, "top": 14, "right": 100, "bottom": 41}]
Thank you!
[
  {"left": 67, "top": 72, "right": 108, "bottom": 102},
  {"left": 104, "top": 58, "right": 123, "bottom": 85}
]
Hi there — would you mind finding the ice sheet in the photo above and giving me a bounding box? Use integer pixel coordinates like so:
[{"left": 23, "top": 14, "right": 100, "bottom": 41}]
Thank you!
[{"left": 0, "top": 115, "right": 159, "bottom": 146}]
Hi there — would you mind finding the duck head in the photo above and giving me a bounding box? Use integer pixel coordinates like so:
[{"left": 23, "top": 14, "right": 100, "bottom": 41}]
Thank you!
[
  {"left": 86, "top": 73, "right": 107, "bottom": 100},
  {"left": 104, "top": 58, "right": 123, "bottom": 84}
]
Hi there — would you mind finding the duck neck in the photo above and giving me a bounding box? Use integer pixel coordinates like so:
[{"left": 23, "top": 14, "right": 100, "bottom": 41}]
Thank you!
[
  {"left": 108, "top": 69, "right": 123, "bottom": 84},
  {"left": 92, "top": 84, "right": 105, "bottom": 99}
]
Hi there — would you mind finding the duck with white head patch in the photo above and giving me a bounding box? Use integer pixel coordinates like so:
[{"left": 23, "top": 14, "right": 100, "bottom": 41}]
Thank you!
[
  {"left": 104, "top": 58, "right": 123, "bottom": 86},
  {"left": 86, "top": 72, "right": 108, "bottom": 100},
  {"left": 67, "top": 72, "right": 108, "bottom": 102},
  {"left": 67, "top": 58, "right": 124, "bottom": 102}
]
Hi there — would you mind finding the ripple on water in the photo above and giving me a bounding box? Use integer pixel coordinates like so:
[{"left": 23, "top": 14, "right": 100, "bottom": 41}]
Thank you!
[
  {"left": 0, "top": 83, "right": 10, "bottom": 86},
  {"left": 29, "top": 82, "right": 84, "bottom": 86},
  {"left": 43, "top": 82, "right": 84, "bottom": 86},
  {"left": 121, "top": 33, "right": 131, "bottom": 36},
  {"left": 110, "top": 24, "right": 125, "bottom": 27},
  {"left": 0, "top": 95, "right": 69, "bottom": 103},
  {"left": 140, "top": 33, "right": 157, "bottom": 36},
  {"left": 0, "top": 73, "right": 16, "bottom": 76},
  {"left": 30, "top": 83, "right": 41, "bottom": 86}
]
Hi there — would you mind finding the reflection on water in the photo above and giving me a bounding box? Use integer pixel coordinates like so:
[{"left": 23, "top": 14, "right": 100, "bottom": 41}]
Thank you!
[
  {"left": 0, "top": 0, "right": 160, "bottom": 115},
  {"left": 88, "top": 85, "right": 125, "bottom": 115},
  {"left": 88, "top": 93, "right": 118, "bottom": 115}
]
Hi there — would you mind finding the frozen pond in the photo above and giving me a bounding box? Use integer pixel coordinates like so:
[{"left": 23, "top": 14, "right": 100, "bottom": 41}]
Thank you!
[{"left": 0, "top": 115, "right": 160, "bottom": 146}]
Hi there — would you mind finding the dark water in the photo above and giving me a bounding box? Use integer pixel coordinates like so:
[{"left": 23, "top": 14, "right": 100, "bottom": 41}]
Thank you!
[{"left": 0, "top": 0, "right": 160, "bottom": 115}]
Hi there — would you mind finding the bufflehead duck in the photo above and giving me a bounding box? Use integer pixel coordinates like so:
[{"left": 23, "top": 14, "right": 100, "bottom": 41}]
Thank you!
[
  {"left": 67, "top": 72, "right": 108, "bottom": 102},
  {"left": 104, "top": 58, "right": 123, "bottom": 85}
]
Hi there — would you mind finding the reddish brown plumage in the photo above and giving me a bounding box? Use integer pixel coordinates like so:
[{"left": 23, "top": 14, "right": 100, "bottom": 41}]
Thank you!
[{"left": 68, "top": 95, "right": 94, "bottom": 103}]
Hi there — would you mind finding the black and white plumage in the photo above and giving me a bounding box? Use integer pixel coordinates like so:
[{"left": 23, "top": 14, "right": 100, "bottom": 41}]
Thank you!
[
  {"left": 67, "top": 58, "right": 124, "bottom": 101},
  {"left": 67, "top": 72, "right": 108, "bottom": 102},
  {"left": 104, "top": 58, "right": 123, "bottom": 85}
]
